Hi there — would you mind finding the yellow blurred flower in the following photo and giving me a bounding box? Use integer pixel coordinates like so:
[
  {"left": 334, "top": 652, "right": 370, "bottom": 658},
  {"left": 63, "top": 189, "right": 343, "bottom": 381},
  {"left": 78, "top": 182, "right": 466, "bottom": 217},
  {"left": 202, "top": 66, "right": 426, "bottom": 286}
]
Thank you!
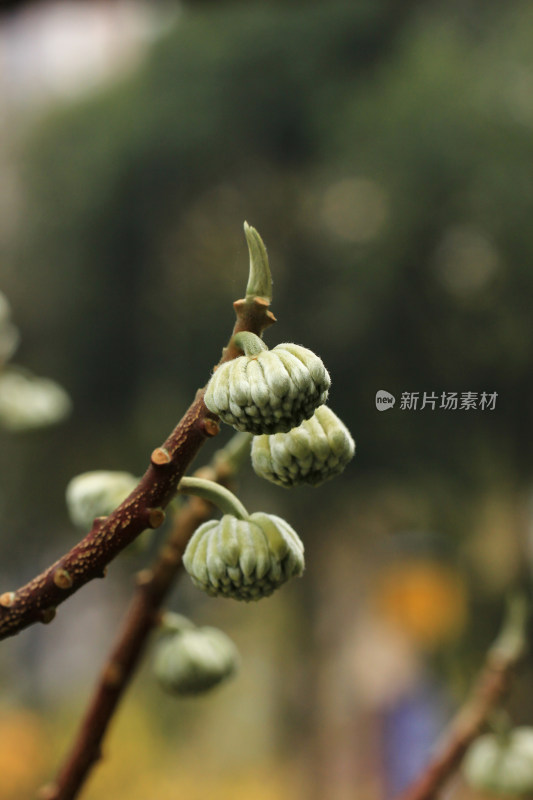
[
  {"left": 373, "top": 560, "right": 467, "bottom": 649},
  {"left": 0, "top": 709, "right": 49, "bottom": 798}
]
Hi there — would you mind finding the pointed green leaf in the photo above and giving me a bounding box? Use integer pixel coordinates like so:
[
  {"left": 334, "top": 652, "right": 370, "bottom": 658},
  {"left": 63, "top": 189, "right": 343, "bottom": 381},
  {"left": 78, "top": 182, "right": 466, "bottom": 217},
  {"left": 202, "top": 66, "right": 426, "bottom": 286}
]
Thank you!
[{"left": 244, "top": 221, "right": 273, "bottom": 303}]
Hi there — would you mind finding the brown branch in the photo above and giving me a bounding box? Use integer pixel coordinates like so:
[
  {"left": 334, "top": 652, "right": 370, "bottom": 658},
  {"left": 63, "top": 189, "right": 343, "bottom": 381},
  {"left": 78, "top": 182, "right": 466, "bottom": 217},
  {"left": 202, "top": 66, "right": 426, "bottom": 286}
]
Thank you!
[
  {"left": 396, "top": 596, "right": 528, "bottom": 800},
  {"left": 0, "top": 295, "right": 275, "bottom": 642},
  {"left": 37, "top": 486, "right": 218, "bottom": 800},
  {"left": 38, "top": 430, "right": 249, "bottom": 800}
]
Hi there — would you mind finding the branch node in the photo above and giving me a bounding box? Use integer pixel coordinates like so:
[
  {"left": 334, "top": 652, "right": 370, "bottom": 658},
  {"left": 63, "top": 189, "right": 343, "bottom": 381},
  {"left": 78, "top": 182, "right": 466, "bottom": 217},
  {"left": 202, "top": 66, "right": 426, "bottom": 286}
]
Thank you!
[
  {"left": 161, "top": 545, "right": 179, "bottom": 566},
  {"left": 0, "top": 591, "right": 15, "bottom": 608},
  {"left": 41, "top": 607, "right": 56, "bottom": 625},
  {"left": 96, "top": 567, "right": 108, "bottom": 579},
  {"left": 232, "top": 298, "right": 276, "bottom": 332},
  {"left": 53, "top": 569, "right": 73, "bottom": 590},
  {"left": 43, "top": 432, "right": 253, "bottom": 799},
  {"left": 203, "top": 418, "right": 220, "bottom": 437},
  {"left": 151, "top": 447, "right": 171, "bottom": 466},
  {"left": 253, "top": 296, "right": 270, "bottom": 308},
  {"left": 148, "top": 508, "right": 166, "bottom": 529},
  {"left": 136, "top": 569, "right": 153, "bottom": 586},
  {"left": 103, "top": 662, "right": 123, "bottom": 688}
]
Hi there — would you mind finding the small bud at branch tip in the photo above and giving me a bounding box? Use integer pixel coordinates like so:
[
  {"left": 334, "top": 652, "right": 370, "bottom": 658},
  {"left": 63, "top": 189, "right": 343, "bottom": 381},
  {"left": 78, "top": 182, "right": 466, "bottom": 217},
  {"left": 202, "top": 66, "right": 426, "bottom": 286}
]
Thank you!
[{"left": 243, "top": 222, "right": 273, "bottom": 303}]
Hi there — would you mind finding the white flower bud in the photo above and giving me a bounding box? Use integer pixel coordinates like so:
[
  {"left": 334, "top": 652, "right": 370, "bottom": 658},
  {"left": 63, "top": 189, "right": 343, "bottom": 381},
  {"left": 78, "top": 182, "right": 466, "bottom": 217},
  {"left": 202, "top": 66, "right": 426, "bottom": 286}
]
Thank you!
[
  {"left": 0, "top": 368, "right": 71, "bottom": 432},
  {"left": 462, "top": 728, "right": 533, "bottom": 796},
  {"left": 204, "top": 333, "right": 330, "bottom": 435},
  {"left": 251, "top": 405, "right": 355, "bottom": 487},
  {"left": 66, "top": 470, "right": 138, "bottom": 529},
  {"left": 153, "top": 625, "right": 239, "bottom": 696},
  {"left": 183, "top": 512, "right": 304, "bottom": 601}
]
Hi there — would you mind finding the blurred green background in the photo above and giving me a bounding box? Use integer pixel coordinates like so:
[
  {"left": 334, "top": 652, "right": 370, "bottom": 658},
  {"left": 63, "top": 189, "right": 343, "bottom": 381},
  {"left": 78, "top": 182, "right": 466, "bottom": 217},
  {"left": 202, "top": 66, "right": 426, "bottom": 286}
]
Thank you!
[{"left": 1, "top": 1, "right": 533, "bottom": 798}]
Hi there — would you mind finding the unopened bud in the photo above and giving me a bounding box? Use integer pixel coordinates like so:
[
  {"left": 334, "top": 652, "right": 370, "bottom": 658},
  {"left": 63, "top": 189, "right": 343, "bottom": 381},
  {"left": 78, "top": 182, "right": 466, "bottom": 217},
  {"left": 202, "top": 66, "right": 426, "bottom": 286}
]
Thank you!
[
  {"left": 204, "top": 333, "right": 330, "bottom": 435},
  {"left": 153, "top": 625, "right": 239, "bottom": 695},
  {"left": 0, "top": 368, "right": 71, "bottom": 432},
  {"left": 183, "top": 511, "right": 304, "bottom": 601},
  {"left": 462, "top": 728, "right": 533, "bottom": 796},
  {"left": 65, "top": 470, "right": 138, "bottom": 530},
  {"left": 251, "top": 405, "right": 355, "bottom": 487}
]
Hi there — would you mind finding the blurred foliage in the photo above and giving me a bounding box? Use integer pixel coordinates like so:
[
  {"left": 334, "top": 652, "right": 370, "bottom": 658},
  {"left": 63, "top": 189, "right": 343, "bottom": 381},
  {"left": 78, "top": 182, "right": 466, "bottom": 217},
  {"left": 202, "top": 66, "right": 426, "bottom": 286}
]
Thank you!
[
  {"left": 6, "top": 0, "right": 533, "bottom": 498},
  {"left": 0, "top": 698, "right": 300, "bottom": 800},
  {"left": 2, "top": 1, "right": 533, "bottom": 796}
]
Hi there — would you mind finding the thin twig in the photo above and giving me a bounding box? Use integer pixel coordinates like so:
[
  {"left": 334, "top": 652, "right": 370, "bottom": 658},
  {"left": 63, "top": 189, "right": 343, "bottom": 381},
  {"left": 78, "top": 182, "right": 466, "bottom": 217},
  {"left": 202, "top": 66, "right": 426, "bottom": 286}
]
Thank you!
[
  {"left": 0, "top": 294, "right": 274, "bottom": 641},
  {"left": 396, "top": 595, "right": 528, "bottom": 800},
  {"left": 39, "top": 434, "right": 250, "bottom": 800},
  {"left": 39, "top": 431, "right": 251, "bottom": 800},
  {"left": 37, "top": 478, "right": 218, "bottom": 800}
]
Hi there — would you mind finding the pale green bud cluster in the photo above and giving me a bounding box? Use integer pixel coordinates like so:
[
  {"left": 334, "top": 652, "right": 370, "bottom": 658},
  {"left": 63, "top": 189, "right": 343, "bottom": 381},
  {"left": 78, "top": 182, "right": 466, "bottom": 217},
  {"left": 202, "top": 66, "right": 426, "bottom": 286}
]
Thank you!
[
  {"left": 204, "top": 333, "right": 330, "bottom": 435},
  {"left": 462, "top": 728, "right": 533, "bottom": 796},
  {"left": 251, "top": 405, "right": 355, "bottom": 487},
  {"left": 0, "top": 293, "right": 71, "bottom": 432},
  {"left": 66, "top": 470, "right": 139, "bottom": 529},
  {"left": 153, "top": 622, "right": 239, "bottom": 696},
  {"left": 183, "top": 512, "right": 304, "bottom": 601},
  {"left": 0, "top": 368, "right": 71, "bottom": 432}
]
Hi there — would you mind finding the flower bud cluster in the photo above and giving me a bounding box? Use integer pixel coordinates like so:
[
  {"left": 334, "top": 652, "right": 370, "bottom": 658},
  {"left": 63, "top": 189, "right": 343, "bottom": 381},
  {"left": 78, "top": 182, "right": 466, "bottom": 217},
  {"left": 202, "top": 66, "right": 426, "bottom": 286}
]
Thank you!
[
  {"left": 182, "top": 228, "right": 355, "bottom": 612},
  {"left": 153, "top": 619, "right": 238, "bottom": 696},
  {"left": 0, "top": 368, "right": 71, "bottom": 433},
  {"left": 204, "top": 334, "right": 330, "bottom": 435},
  {"left": 251, "top": 405, "right": 355, "bottom": 487},
  {"left": 183, "top": 512, "right": 304, "bottom": 601},
  {"left": 0, "top": 291, "right": 71, "bottom": 432},
  {"left": 66, "top": 470, "right": 139, "bottom": 530},
  {"left": 462, "top": 728, "right": 533, "bottom": 796}
]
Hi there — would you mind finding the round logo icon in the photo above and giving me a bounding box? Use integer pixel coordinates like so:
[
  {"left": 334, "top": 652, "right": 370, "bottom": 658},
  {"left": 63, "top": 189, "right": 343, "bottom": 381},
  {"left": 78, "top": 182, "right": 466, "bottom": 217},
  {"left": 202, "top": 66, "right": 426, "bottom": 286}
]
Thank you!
[{"left": 375, "top": 390, "right": 395, "bottom": 411}]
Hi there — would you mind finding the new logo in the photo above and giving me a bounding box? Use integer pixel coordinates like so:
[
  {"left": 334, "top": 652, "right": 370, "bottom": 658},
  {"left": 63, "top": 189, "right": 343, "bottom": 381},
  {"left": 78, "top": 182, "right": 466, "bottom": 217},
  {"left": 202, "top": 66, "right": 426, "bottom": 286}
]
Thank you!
[{"left": 375, "top": 390, "right": 396, "bottom": 411}]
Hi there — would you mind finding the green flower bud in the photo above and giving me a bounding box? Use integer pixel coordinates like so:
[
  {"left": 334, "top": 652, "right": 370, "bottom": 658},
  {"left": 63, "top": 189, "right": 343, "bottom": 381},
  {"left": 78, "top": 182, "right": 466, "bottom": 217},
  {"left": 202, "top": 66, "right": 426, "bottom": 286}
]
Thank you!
[
  {"left": 153, "top": 625, "right": 239, "bottom": 696},
  {"left": 462, "top": 728, "right": 533, "bottom": 796},
  {"left": 204, "top": 332, "right": 330, "bottom": 435},
  {"left": 251, "top": 405, "right": 355, "bottom": 487},
  {"left": 66, "top": 470, "right": 139, "bottom": 529},
  {"left": 183, "top": 512, "right": 304, "bottom": 601}
]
